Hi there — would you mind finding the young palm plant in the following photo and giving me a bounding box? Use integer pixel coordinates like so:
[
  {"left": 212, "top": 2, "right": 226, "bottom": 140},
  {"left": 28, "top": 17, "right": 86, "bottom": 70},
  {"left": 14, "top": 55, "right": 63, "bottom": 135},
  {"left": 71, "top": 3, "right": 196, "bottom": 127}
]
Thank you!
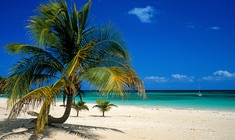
[
  {"left": 2, "top": 0, "right": 145, "bottom": 136},
  {"left": 71, "top": 101, "right": 89, "bottom": 117},
  {"left": 93, "top": 100, "right": 117, "bottom": 117}
]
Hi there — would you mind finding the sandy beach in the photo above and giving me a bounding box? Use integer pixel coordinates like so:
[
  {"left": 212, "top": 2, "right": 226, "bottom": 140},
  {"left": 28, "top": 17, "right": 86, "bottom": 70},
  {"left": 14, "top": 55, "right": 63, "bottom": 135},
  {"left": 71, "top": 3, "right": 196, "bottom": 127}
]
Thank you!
[{"left": 0, "top": 98, "right": 235, "bottom": 140}]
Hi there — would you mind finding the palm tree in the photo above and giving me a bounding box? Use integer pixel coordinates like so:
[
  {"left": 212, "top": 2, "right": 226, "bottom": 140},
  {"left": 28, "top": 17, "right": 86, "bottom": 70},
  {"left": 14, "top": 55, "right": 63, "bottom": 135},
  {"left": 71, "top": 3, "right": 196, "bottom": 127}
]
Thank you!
[
  {"left": 92, "top": 100, "right": 117, "bottom": 117},
  {"left": 3, "top": 0, "right": 145, "bottom": 136},
  {"left": 71, "top": 101, "right": 89, "bottom": 117}
]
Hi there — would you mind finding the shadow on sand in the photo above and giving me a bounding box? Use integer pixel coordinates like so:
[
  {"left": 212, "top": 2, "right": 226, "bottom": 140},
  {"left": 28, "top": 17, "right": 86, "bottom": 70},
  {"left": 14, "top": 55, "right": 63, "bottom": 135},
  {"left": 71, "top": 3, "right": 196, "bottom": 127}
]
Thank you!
[{"left": 0, "top": 118, "right": 124, "bottom": 140}]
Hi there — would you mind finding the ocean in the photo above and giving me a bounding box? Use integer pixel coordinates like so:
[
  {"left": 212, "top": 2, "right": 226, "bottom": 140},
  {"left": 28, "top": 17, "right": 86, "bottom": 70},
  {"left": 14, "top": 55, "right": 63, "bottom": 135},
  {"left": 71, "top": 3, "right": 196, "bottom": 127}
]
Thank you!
[
  {"left": 1, "top": 90, "right": 235, "bottom": 111},
  {"left": 69, "top": 90, "right": 235, "bottom": 111}
]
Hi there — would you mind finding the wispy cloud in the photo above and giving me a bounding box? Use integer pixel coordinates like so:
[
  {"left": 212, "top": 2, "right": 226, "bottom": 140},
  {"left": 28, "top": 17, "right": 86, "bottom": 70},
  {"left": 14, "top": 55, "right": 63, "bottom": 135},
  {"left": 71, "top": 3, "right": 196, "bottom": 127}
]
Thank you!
[
  {"left": 214, "top": 70, "right": 233, "bottom": 77},
  {"left": 128, "top": 6, "right": 155, "bottom": 23},
  {"left": 208, "top": 26, "right": 221, "bottom": 30},
  {"left": 202, "top": 70, "right": 235, "bottom": 81},
  {"left": 171, "top": 74, "right": 194, "bottom": 82},
  {"left": 144, "top": 76, "right": 168, "bottom": 83},
  {"left": 145, "top": 73, "right": 194, "bottom": 83}
]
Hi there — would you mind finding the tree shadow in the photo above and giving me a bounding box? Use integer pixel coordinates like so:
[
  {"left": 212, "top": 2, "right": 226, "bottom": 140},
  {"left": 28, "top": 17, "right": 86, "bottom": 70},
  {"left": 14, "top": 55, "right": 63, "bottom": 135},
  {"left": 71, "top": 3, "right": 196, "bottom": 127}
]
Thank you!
[
  {"left": 0, "top": 118, "right": 35, "bottom": 139},
  {"left": 0, "top": 118, "right": 124, "bottom": 140}
]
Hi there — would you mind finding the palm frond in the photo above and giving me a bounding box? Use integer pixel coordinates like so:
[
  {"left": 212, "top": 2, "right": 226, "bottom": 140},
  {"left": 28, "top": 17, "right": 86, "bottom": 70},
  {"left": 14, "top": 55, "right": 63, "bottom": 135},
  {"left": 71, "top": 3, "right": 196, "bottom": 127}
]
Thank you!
[
  {"left": 65, "top": 40, "right": 94, "bottom": 76},
  {"left": 26, "top": 0, "right": 69, "bottom": 47},
  {"left": 5, "top": 44, "right": 43, "bottom": 54},
  {"left": 5, "top": 86, "right": 51, "bottom": 125},
  {"left": 82, "top": 66, "right": 127, "bottom": 96},
  {"left": 92, "top": 100, "right": 117, "bottom": 116},
  {"left": 5, "top": 78, "right": 68, "bottom": 135},
  {"left": 71, "top": 3, "right": 79, "bottom": 34},
  {"left": 92, "top": 105, "right": 100, "bottom": 108},
  {"left": 82, "top": 24, "right": 130, "bottom": 61},
  {"left": 4, "top": 50, "right": 63, "bottom": 107},
  {"left": 34, "top": 78, "right": 68, "bottom": 135},
  {"left": 76, "top": 0, "right": 91, "bottom": 45},
  {"left": 71, "top": 101, "right": 89, "bottom": 117}
]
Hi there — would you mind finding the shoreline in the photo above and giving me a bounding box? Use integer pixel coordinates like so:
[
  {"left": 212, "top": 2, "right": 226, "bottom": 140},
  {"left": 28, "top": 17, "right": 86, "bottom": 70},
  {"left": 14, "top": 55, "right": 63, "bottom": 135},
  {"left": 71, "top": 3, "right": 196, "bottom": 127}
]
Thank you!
[
  {"left": 1, "top": 98, "right": 235, "bottom": 140},
  {"left": 1, "top": 89, "right": 235, "bottom": 111},
  {"left": 88, "top": 101, "right": 235, "bottom": 112},
  {"left": 2, "top": 96, "right": 235, "bottom": 112}
]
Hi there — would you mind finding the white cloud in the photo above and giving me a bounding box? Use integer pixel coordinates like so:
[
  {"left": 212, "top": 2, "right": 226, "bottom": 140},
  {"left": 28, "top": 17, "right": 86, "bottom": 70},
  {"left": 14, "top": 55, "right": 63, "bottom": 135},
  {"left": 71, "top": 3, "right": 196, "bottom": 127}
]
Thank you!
[
  {"left": 144, "top": 76, "right": 168, "bottom": 83},
  {"left": 145, "top": 74, "right": 194, "bottom": 83},
  {"left": 172, "top": 74, "right": 186, "bottom": 79},
  {"left": 171, "top": 74, "right": 194, "bottom": 82},
  {"left": 209, "top": 26, "right": 221, "bottom": 30},
  {"left": 213, "top": 70, "right": 233, "bottom": 77},
  {"left": 203, "top": 70, "right": 235, "bottom": 81},
  {"left": 128, "top": 6, "right": 155, "bottom": 23}
]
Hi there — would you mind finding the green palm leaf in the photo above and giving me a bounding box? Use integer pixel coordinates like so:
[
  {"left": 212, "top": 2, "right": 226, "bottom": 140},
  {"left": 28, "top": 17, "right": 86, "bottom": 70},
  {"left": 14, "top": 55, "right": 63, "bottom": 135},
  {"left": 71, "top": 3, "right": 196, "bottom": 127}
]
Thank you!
[
  {"left": 5, "top": 78, "right": 68, "bottom": 135},
  {"left": 34, "top": 78, "right": 68, "bottom": 135},
  {"left": 83, "top": 67, "right": 126, "bottom": 95},
  {"left": 92, "top": 100, "right": 117, "bottom": 117},
  {"left": 71, "top": 101, "right": 89, "bottom": 117},
  {"left": 4, "top": 44, "right": 64, "bottom": 107},
  {"left": 5, "top": 44, "right": 43, "bottom": 54}
]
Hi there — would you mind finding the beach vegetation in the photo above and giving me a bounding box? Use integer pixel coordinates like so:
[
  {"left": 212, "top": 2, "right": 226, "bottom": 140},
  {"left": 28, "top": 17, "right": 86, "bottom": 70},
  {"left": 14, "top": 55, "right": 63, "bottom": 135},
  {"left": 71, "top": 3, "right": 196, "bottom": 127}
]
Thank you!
[
  {"left": 2, "top": 0, "right": 145, "bottom": 136},
  {"left": 71, "top": 101, "right": 89, "bottom": 117},
  {"left": 0, "top": 76, "right": 6, "bottom": 95},
  {"left": 93, "top": 100, "right": 117, "bottom": 117}
]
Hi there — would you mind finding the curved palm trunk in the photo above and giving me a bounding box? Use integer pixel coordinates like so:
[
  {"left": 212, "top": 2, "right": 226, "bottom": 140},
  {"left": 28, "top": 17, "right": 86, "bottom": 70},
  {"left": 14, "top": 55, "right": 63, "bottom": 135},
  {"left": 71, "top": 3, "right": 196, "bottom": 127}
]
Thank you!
[{"left": 48, "top": 94, "right": 73, "bottom": 124}]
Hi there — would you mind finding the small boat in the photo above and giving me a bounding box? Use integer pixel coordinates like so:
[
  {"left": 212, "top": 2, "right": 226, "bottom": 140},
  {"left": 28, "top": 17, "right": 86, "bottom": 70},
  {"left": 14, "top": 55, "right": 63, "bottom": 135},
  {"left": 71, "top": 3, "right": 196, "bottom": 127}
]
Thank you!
[
  {"left": 197, "top": 84, "right": 202, "bottom": 96},
  {"left": 197, "top": 92, "right": 202, "bottom": 97},
  {"left": 197, "top": 89, "right": 202, "bottom": 96}
]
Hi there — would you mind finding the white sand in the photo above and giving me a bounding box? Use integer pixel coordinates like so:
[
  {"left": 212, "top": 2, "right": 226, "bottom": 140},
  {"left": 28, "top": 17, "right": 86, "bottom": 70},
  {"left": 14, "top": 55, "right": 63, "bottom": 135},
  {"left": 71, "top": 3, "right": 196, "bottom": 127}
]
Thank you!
[{"left": 0, "top": 98, "right": 235, "bottom": 140}]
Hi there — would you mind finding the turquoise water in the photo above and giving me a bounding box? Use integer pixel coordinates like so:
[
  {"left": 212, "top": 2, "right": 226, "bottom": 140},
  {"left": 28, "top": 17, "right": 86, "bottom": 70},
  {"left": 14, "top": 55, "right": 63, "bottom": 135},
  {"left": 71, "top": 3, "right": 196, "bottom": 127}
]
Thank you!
[
  {"left": 2, "top": 90, "right": 235, "bottom": 111},
  {"left": 69, "top": 90, "right": 235, "bottom": 111}
]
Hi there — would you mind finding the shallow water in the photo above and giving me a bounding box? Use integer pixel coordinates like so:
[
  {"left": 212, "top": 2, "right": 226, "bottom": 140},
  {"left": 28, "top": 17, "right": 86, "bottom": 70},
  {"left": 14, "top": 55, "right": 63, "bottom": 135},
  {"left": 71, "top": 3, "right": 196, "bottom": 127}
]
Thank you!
[
  {"left": 2, "top": 90, "right": 235, "bottom": 111},
  {"left": 62, "top": 90, "right": 235, "bottom": 111}
]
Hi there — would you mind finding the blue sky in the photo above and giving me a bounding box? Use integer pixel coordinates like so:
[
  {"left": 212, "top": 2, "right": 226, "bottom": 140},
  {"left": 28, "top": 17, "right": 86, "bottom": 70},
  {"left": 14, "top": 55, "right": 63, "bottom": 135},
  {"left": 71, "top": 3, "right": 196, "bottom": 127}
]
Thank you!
[{"left": 1, "top": 0, "right": 235, "bottom": 90}]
